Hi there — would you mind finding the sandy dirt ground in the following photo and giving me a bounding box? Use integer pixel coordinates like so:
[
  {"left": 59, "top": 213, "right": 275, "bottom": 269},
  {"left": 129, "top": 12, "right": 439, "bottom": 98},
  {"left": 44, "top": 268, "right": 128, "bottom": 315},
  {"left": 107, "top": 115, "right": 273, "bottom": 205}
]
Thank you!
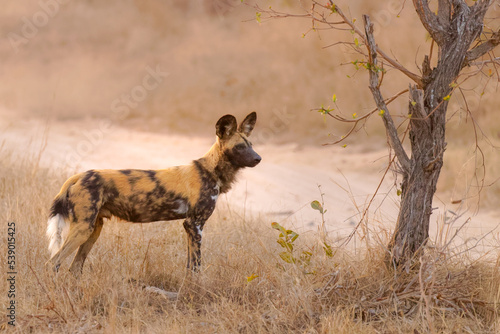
[{"left": 1, "top": 108, "right": 499, "bottom": 252}]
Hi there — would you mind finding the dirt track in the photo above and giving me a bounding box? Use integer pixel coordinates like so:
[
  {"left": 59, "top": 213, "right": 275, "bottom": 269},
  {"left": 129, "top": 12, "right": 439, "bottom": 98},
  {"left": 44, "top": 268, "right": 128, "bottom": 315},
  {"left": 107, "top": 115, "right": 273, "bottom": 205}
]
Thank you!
[{"left": 1, "top": 109, "right": 498, "bottom": 249}]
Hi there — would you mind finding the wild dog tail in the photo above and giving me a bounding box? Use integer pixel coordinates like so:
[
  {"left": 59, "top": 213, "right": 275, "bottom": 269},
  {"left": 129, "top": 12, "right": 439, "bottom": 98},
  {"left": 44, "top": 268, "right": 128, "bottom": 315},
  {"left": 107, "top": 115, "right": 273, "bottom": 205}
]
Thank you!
[{"left": 46, "top": 174, "right": 81, "bottom": 257}]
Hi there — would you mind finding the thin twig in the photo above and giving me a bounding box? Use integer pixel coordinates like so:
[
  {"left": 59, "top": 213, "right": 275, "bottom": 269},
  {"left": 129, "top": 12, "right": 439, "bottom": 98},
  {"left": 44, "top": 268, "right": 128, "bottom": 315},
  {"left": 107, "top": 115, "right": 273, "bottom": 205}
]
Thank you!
[
  {"left": 324, "top": 2, "right": 424, "bottom": 86},
  {"left": 29, "top": 265, "right": 67, "bottom": 324},
  {"left": 340, "top": 154, "right": 397, "bottom": 248},
  {"left": 320, "top": 89, "right": 409, "bottom": 146}
]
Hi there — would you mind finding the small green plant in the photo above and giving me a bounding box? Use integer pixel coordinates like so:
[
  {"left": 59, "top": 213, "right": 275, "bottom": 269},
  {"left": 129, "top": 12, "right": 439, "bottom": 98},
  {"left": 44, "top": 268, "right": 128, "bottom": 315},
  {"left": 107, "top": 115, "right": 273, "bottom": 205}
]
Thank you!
[
  {"left": 271, "top": 222, "right": 299, "bottom": 264},
  {"left": 246, "top": 273, "right": 259, "bottom": 283},
  {"left": 311, "top": 185, "right": 335, "bottom": 258},
  {"left": 271, "top": 187, "right": 335, "bottom": 271},
  {"left": 271, "top": 222, "right": 313, "bottom": 267},
  {"left": 323, "top": 242, "right": 333, "bottom": 258},
  {"left": 317, "top": 104, "right": 334, "bottom": 115}
]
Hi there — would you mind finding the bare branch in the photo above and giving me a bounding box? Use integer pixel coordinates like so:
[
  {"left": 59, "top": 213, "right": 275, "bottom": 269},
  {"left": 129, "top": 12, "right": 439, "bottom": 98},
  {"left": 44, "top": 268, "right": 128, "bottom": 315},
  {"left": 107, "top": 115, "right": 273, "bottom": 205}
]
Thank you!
[
  {"left": 330, "top": 89, "right": 409, "bottom": 124},
  {"left": 256, "top": 2, "right": 424, "bottom": 86},
  {"left": 323, "top": 1, "right": 366, "bottom": 38},
  {"left": 377, "top": 49, "right": 424, "bottom": 87},
  {"left": 468, "top": 56, "right": 500, "bottom": 66},
  {"left": 413, "top": 0, "right": 448, "bottom": 45},
  {"left": 329, "top": 2, "right": 423, "bottom": 86},
  {"left": 321, "top": 89, "right": 409, "bottom": 146},
  {"left": 464, "top": 30, "right": 500, "bottom": 67},
  {"left": 363, "top": 15, "right": 411, "bottom": 172},
  {"left": 322, "top": 123, "right": 357, "bottom": 146}
]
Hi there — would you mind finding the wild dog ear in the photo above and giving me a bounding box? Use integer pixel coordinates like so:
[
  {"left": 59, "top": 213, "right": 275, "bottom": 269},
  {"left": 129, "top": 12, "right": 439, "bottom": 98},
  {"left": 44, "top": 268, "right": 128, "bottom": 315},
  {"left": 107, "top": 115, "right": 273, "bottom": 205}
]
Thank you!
[
  {"left": 238, "top": 112, "right": 257, "bottom": 136},
  {"left": 216, "top": 114, "right": 237, "bottom": 139}
]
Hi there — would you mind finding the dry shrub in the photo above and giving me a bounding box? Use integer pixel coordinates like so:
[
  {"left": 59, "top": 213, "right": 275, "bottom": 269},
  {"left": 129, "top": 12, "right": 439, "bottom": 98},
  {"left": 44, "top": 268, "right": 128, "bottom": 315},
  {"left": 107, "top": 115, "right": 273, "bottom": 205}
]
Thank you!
[{"left": 0, "top": 150, "right": 499, "bottom": 333}]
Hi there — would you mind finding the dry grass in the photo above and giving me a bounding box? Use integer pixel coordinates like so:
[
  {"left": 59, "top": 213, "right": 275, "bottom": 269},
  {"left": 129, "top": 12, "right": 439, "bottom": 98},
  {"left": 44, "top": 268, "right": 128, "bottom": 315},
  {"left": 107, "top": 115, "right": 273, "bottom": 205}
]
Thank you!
[{"left": 1, "top": 150, "right": 499, "bottom": 333}]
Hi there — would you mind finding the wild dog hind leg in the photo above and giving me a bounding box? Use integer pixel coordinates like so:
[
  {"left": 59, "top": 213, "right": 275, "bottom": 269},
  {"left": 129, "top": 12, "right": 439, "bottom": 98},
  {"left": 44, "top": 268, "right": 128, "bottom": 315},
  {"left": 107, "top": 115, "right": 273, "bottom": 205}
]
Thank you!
[
  {"left": 47, "top": 222, "right": 95, "bottom": 273},
  {"left": 69, "top": 217, "right": 104, "bottom": 276}
]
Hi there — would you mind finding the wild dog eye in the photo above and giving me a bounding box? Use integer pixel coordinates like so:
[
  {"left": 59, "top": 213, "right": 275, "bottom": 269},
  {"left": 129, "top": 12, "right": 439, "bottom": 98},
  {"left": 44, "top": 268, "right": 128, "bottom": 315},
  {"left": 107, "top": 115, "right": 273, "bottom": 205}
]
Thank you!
[{"left": 235, "top": 143, "right": 246, "bottom": 150}]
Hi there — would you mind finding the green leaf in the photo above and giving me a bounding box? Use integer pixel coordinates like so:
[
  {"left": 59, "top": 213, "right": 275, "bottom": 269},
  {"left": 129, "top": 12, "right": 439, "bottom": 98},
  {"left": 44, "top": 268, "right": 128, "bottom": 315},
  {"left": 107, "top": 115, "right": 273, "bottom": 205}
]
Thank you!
[
  {"left": 379, "top": 109, "right": 385, "bottom": 116},
  {"left": 332, "top": 94, "right": 337, "bottom": 102},
  {"left": 318, "top": 105, "right": 333, "bottom": 115},
  {"left": 279, "top": 252, "right": 295, "bottom": 263},
  {"left": 246, "top": 273, "right": 259, "bottom": 282},
  {"left": 443, "top": 95, "right": 451, "bottom": 101},
  {"left": 256, "top": 12, "right": 262, "bottom": 23},
  {"left": 323, "top": 243, "right": 333, "bottom": 257},
  {"left": 301, "top": 251, "right": 313, "bottom": 261},
  {"left": 290, "top": 231, "right": 299, "bottom": 242},
  {"left": 271, "top": 222, "right": 287, "bottom": 236},
  {"left": 277, "top": 239, "right": 287, "bottom": 248},
  {"left": 311, "top": 200, "right": 323, "bottom": 213},
  {"left": 354, "top": 38, "right": 359, "bottom": 47},
  {"left": 286, "top": 242, "right": 293, "bottom": 252},
  {"left": 324, "top": 247, "right": 333, "bottom": 258}
]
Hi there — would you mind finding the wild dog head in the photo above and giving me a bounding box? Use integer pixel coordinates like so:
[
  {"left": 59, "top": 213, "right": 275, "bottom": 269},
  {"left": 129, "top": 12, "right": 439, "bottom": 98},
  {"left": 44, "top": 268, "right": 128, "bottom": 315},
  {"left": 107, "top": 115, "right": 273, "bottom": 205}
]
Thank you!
[{"left": 216, "top": 112, "right": 261, "bottom": 168}]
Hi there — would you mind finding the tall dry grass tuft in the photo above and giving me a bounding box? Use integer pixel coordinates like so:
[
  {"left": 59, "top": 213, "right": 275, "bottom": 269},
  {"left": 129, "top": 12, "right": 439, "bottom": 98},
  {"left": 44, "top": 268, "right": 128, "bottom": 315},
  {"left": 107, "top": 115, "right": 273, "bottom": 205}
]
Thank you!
[{"left": 1, "top": 150, "right": 499, "bottom": 333}]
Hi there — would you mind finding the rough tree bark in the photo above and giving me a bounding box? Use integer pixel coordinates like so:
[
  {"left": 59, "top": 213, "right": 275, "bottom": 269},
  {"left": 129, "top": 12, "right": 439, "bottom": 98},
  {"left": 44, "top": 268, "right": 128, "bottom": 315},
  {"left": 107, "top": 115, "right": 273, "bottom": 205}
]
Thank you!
[{"left": 363, "top": 0, "right": 498, "bottom": 268}]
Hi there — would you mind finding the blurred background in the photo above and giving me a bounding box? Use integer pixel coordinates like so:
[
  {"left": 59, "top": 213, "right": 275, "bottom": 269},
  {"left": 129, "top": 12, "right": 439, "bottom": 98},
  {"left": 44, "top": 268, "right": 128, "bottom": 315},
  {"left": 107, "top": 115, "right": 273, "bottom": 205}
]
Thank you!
[
  {"left": 1, "top": 0, "right": 498, "bottom": 139},
  {"left": 1, "top": 0, "right": 499, "bottom": 214}
]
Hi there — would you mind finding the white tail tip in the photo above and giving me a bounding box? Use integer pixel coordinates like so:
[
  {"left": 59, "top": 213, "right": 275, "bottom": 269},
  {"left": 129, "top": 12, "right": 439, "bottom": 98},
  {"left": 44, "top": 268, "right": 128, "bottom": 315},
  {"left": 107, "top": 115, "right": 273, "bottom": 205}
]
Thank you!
[{"left": 46, "top": 214, "right": 68, "bottom": 257}]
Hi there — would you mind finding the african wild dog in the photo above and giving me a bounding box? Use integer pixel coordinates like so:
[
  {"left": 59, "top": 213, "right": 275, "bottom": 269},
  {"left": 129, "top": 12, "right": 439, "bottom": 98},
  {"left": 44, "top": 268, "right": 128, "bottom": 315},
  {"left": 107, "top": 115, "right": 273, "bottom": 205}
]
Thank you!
[{"left": 46, "top": 112, "right": 261, "bottom": 275}]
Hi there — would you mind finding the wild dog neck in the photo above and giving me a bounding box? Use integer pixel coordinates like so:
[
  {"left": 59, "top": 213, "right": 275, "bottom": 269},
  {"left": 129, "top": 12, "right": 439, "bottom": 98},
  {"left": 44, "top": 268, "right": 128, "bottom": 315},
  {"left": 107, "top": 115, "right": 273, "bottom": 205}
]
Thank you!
[{"left": 196, "top": 140, "right": 241, "bottom": 194}]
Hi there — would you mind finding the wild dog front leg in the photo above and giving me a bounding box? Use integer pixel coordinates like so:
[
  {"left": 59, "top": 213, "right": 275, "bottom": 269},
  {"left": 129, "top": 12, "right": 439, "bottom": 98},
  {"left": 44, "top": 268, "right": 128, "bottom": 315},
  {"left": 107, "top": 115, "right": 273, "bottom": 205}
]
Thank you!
[{"left": 183, "top": 217, "right": 205, "bottom": 271}]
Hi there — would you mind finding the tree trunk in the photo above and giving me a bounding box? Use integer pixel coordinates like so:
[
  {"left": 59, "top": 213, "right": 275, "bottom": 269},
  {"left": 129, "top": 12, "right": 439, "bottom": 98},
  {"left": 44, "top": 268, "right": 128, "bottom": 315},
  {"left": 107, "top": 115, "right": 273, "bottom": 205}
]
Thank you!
[
  {"left": 388, "top": 1, "right": 492, "bottom": 268},
  {"left": 388, "top": 87, "right": 446, "bottom": 269}
]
